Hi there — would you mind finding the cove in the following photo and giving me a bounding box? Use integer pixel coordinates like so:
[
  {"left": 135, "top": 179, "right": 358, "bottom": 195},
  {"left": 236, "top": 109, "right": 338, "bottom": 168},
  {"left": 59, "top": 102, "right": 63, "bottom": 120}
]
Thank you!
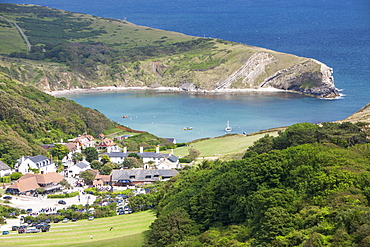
[{"left": 64, "top": 90, "right": 346, "bottom": 143}]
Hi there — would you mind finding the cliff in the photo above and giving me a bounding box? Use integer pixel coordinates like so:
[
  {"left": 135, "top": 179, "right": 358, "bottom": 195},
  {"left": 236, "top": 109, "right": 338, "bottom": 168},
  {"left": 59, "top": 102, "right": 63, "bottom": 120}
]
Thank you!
[{"left": 0, "top": 4, "right": 339, "bottom": 98}]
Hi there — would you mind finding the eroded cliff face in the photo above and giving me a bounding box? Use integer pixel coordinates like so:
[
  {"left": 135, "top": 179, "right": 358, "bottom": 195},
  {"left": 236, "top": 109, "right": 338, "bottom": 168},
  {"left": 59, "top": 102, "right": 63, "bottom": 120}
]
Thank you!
[
  {"left": 0, "top": 51, "right": 339, "bottom": 98},
  {"left": 212, "top": 52, "right": 339, "bottom": 98},
  {"left": 260, "top": 59, "right": 339, "bottom": 98}
]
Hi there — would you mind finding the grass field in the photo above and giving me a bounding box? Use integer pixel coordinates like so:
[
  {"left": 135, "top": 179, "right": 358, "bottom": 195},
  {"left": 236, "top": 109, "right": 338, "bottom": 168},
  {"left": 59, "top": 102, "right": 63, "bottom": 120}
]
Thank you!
[
  {"left": 165, "top": 129, "right": 283, "bottom": 158},
  {"left": 0, "top": 210, "right": 156, "bottom": 247}
]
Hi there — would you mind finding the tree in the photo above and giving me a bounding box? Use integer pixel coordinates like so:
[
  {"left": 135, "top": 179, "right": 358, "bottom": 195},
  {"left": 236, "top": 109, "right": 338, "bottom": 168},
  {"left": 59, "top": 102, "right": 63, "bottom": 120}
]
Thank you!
[
  {"left": 9, "top": 172, "right": 22, "bottom": 180},
  {"left": 248, "top": 134, "right": 275, "bottom": 154},
  {"left": 184, "top": 148, "right": 201, "bottom": 162},
  {"left": 122, "top": 157, "right": 141, "bottom": 169},
  {"left": 80, "top": 170, "right": 95, "bottom": 185},
  {"left": 50, "top": 144, "right": 70, "bottom": 161},
  {"left": 90, "top": 160, "right": 103, "bottom": 170},
  {"left": 146, "top": 208, "right": 200, "bottom": 247},
  {"left": 72, "top": 152, "right": 83, "bottom": 164},
  {"left": 99, "top": 162, "right": 114, "bottom": 175},
  {"left": 100, "top": 154, "right": 110, "bottom": 165},
  {"left": 82, "top": 147, "right": 98, "bottom": 163}
]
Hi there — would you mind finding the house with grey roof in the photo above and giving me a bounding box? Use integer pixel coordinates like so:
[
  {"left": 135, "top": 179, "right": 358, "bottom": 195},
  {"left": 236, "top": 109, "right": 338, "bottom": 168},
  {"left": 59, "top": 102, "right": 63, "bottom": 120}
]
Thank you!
[
  {"left": 0, "top": 161, "right": 11, "bottom": 177},
  {"left": 111, "top": 169, "right": 178, "bottom": 186},
  {"left": 67, "top": 161, "right": 91, "bottom": 178},
  {"left": 107, "top": 146, "right": 180, "bottom": 169},
  {"left": 15, "top": 155, "right": 56, "bottom": 175}
]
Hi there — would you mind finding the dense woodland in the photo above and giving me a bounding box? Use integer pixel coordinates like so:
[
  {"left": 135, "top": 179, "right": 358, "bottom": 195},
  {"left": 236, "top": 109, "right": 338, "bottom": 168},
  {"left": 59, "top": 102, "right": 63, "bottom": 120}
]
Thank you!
[{"left": 145, "top": 122, "right": 370, "bottom": 246}]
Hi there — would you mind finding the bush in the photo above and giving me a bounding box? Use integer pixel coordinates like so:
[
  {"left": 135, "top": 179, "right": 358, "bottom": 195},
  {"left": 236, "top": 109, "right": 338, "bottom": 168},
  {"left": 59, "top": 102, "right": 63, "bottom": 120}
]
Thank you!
[
  {"left": 47, "top": 191, "right": 79, "bottom": 198},
  {"left": 179, "top": 158, "right": 191, "bottom": 163}
]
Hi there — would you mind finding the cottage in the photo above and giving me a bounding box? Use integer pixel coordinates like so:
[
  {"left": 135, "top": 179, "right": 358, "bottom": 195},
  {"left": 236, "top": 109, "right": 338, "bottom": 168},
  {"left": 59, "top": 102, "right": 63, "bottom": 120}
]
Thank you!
[
  {"left": 107, "top": 146, "right": 180, "bottom": 169},
  {"left": 73, "top": 133, "right": 95, "bottom": 148},
  {"left": 97, "top": 138, "right": 120, "bottom": 153},
  {"left": 111, "top": 169, "right": 178, "bottom": 186},
  {"left": 0, "top": 161, "right": 11, "bottom": 177},
  {"left": 15, "top": 155, "right": 56, "bottom": 175},
  {"left": 6, "top": 172, "right": 64, "bottom": 195},
  {"left": 67, "top": 161, "right": 91, "bottom": 178}
]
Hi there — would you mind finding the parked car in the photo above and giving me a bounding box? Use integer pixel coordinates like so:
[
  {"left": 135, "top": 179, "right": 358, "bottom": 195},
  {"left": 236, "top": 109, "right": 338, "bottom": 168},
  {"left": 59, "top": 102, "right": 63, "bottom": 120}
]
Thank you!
[
  {"left": 71, "top": 218, "right": 78, "bottom": 222},
  {"left": 2, "top": 230, "right": 9, "bottom": 235},
  {"left": 18, "top": 228, "right": 26, "bottom": 234},
  {"left": 45, "top": 219, "right": 51, "bottom": 223},
  {"left": 3, "top": 196, "right": 12, "bottom": 200},
  {"left": 26, "top": 208, "right": 33, "bottom": 213},
  {"left": 11, "top": 226, "right": 19, "bottom": 231},
  {"left": 62, "top": 218, "right": 69, "bottom": 223},
  {"left": 26, "top": 227, "right": 40, "bottom": 233},
  {"left": 58, "top": 200, "right": 67, "bottom": 205},
  {"left": 53, "top": 219, "right": 60, "bottom": 223},
  {"left": 88, "top": 216, "right": 94, "bottom": 221}
]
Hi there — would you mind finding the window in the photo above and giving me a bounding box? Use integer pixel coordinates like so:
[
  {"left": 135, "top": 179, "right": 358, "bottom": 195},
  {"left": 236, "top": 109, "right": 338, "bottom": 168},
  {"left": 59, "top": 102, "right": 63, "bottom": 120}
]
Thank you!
[
  {"left": 153, "top": 175, "right": 159, "bottom": 178},
  {"left": 145, "top": 175, "right": 151, "bottom": 179},
  {"left": 129, "top": 175, "right": 135, "bottom": 179}
]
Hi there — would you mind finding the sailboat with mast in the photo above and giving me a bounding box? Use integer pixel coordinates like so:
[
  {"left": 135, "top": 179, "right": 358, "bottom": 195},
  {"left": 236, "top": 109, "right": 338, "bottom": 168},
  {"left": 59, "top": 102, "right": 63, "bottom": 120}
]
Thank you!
[{"left": 225, "top": 120, "right": 232, "bottom": 132}]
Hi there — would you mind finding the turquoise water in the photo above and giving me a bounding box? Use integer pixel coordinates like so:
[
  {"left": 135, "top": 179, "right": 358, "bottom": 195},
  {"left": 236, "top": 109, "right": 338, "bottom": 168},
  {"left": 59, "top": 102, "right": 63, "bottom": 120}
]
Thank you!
[
  {"left": 64, "top": 91, "right": 345, "bottom": 142},
  {"left": 3, "top": 0, "right": 370, "bottom": 141}
]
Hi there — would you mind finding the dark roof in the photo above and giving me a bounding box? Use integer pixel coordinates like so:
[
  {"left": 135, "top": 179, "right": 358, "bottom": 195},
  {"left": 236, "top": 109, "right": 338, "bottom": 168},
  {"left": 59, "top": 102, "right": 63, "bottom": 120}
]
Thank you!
[
  {"left": 0, "top": 161, "right": 11, "bottom": 171},
  {"left": 107, "top": 152, "right": 178, "bottom": 161},
  {"left": 27, "top": 155, "right": 49, "bottom": 163},
  {"left": 111, "top": 169, "right": 178, "bottom": 182},
  {"left": 76, "top": 161, "right": 90, "bottom": 169}
]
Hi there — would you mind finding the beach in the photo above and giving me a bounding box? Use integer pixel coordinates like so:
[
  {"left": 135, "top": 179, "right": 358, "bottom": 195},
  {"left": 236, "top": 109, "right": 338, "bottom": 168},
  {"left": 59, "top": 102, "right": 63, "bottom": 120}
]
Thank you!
[{"left": 46, "top": 86, "right": 285, "bottom": 97}]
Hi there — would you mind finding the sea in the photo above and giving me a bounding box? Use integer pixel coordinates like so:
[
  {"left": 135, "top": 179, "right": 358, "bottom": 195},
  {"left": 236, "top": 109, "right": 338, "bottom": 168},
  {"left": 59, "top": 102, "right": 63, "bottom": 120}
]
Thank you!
[{"left": 3, "top": 0, "right": 370, "bottom": 142}]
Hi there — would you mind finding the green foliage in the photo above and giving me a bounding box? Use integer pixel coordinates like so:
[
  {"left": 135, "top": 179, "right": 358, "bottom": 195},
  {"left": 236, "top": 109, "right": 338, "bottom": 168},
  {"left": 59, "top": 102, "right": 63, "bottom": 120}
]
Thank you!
[
  {"left": 0, "top": 72, "right": 115, "bottom": 165},
  {"left": 90, "top": 160, "right": 103, "bottom": 170},
  {"left": 72, "top": 152, "right": 83, "bottom": 164},
  {"left": 82, "top": 147, "right": 99, "bottom": 163},
  {"left": 146, "top": 208, "right": 200, "bottom": 247},
  {"left": 246, "top": 122, "right": 369, "bottom": 155},
  {"left": 9, "top": 172, "right": 22, "bottom": 180},
  {"left": 47, "top": 191, "right": 79, "bottom": 198},
  {"left": 149, "top": 143, "right": 370, "bottom": 246},
  {"left": 99, "top": 162, "right": 114, "bottom": 175},
  {"left": 80, "top": 170, "right": 95, "bottom": 185},
  {"left": 100, "top": 154, "right": 110, "bottom": 165},
  {"left": 122, "top": 157, "right": 142, "bottom": 169},
  {"left": 49, "top": 144, "right": 69, "bottom": 160}
]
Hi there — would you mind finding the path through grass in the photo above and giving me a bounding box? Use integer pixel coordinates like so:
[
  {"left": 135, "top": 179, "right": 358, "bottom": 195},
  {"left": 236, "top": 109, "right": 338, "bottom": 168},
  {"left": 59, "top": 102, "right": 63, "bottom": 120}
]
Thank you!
[{"left": 0, "top": 210, "right": 156, "bottom": 247}]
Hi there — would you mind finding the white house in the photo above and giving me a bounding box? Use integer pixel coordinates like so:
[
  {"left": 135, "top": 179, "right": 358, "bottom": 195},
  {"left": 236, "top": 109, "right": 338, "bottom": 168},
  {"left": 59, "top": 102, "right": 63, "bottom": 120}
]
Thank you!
[
  {"left": 67, "top": 161, "right": 91, "bottom": 178},
  {"left": 0, "top": 161, "right": 11, "bottom": 177},
  {"left": 107, "top": 146, "right": 180, "bottom": 169},
  {"left": 15, "top": 155, "right": 56, "bottom": 175}
]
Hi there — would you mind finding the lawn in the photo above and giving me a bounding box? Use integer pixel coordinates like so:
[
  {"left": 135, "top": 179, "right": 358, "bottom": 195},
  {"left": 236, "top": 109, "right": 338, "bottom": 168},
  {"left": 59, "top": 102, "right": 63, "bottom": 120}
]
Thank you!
[
  {"left": 0, "top": 210, "right": 156, "bottom": 247},
  {"left": 166, "top": 129, "right": 282, "bottom": 158}
]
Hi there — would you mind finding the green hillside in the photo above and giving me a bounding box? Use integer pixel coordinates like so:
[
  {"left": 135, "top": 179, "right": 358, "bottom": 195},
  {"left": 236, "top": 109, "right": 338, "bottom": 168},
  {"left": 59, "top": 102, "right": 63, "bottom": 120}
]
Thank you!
[
  {"left": 148, "top": 122, "right": 370, "bottom": 246},
  {"left": 0, "top": 72, "right": 117, "bottom": 166},
  {"left": 0, "top": 4, "right": 338, "bottom": 98}
]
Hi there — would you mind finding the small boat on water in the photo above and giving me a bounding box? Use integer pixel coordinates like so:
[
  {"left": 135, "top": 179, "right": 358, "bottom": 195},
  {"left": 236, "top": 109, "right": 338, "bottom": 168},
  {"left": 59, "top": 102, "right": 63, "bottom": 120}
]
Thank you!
[
  {"left": 122, "top": 116, "right": 128, "bottom": 118},
  {"left": 184, "top": 127, "right": 193, "bottom": 130},
  {"left": 225, "top": 121, "right": 232, "bottom": 132}
]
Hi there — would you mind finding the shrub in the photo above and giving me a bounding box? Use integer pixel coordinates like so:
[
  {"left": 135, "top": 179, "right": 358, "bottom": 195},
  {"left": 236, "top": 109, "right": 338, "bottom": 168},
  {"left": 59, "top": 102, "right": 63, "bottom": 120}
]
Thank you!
[{"left": 47, "top": 191, "right": 79, "bottom": 198}]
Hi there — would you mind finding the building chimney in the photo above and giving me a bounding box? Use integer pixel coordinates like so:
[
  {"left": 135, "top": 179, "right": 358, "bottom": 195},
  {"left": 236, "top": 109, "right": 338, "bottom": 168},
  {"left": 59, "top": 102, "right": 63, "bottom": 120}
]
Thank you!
[
  {"left": 124, "top": 146, "right": 127, "bottom": 153},
  {"left": 171, "top": 149, "right": 174, "bottom": 155},
  {"left": 50, "top": 155, "right": 52, "bottom": 163},
  {"left": 156, "top": 145, "right": 160, "bottom": 153},
  {"left": 140, "top": 146, "right": 143, "bottom": 153}
]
